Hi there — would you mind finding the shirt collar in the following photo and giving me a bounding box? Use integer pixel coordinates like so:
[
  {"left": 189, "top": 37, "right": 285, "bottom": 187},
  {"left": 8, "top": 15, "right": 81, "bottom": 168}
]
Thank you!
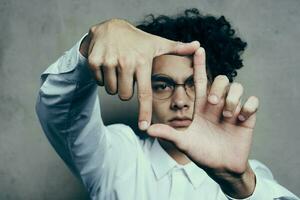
[
  {"left": 149, "top": 138, "right": 207, "bottom": 188},
  {"left": 182, "top": 161, "right": 207, "bottom": 188},
  {"left": 149, "top": 138, "right": 177, "bottom": 179}
]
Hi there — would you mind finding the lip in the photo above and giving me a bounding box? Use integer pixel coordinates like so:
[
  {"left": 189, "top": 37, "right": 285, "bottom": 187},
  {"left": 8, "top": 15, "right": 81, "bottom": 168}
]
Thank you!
[{"left": 168, "top": 117, "right": 192, "bottom": 128}]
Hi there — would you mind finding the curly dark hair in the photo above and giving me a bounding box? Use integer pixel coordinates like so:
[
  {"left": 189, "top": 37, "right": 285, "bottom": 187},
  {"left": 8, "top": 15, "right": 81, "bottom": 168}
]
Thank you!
[{"left": 136, "top": 8, "right": 247, "bottom": 82}]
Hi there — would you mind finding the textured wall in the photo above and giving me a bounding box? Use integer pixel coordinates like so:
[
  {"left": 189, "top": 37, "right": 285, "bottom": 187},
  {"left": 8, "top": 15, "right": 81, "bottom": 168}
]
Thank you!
[{"left": 0, "top": 0, "right": 299, "bottom": 199}]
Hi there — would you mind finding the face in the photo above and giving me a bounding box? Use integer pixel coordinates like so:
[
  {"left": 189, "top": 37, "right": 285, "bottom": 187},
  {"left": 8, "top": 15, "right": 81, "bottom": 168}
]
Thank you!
[{"left": 151, "top": 55, "right": 194, "bottom": 131}]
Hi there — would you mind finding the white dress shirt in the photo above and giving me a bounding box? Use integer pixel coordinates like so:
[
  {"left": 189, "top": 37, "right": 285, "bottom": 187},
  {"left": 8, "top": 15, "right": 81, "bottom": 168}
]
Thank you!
[{"left": 35, "top": 35, "right": 299, "bottom": 200}]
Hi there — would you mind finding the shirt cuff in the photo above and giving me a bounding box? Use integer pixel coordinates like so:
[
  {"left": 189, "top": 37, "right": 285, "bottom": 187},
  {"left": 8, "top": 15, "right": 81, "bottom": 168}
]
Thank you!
[
  {"left": 225, "top": 193, "right": 252, "bottom": 200},
  {"left": 225, "top": 173, "right": 275, "bottom": 200},
  {"left": 40, "top": 33, "right": 93, "bottom": 84},
  {"left": 224, "top": 184, "right": 253, "bottom": 200}
]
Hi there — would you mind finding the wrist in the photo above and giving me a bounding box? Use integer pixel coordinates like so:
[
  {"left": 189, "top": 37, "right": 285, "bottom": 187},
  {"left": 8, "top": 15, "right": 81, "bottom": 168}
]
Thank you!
[
  {"left": 218, "top": 166, "right": 256, "bottom": 199},
  {"left": 209, "top": 164, "right": 256, "bottom": 199}
]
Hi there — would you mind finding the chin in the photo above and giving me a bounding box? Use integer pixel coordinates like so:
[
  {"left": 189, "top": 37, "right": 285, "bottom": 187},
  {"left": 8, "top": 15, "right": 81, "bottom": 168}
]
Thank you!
[{"left": 174, "top": 127, "right": 188, "bottom": 131}]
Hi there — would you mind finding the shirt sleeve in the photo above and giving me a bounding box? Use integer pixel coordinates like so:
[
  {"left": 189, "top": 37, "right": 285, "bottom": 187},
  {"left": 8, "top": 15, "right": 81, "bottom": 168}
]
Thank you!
[
  {"left": 225, "top": 160, "right": 299, "bottom": 200},
  {"left": 35, "top": 34, "right": 138, "bottom": 196}
]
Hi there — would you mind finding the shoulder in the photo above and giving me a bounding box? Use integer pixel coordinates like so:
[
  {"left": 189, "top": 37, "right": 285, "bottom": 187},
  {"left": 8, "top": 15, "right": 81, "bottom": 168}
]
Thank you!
[
  {"left": 106, "top": 123, "right": 150, "bottom": 148},
  {"left": 106, "top": 123, "right": 137, "bottom": 143}
]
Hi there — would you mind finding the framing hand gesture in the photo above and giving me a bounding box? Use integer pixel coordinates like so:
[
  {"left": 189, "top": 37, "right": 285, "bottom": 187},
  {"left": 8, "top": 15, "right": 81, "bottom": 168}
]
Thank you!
[
  {"left": 147, "top": 48, "right": 259, "bottom": 198},
  {"left": 80, "top": 19, "right": 200, "bottom": 130}
]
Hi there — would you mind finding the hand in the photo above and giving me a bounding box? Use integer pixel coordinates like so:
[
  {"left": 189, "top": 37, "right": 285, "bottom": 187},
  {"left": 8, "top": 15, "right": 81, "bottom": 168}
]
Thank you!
[
  {"left": 80, "top": 19, "right": 200, "bottom": 130},
  {"left": 147, "top": 48, "right": 258, "bottom": 198}
]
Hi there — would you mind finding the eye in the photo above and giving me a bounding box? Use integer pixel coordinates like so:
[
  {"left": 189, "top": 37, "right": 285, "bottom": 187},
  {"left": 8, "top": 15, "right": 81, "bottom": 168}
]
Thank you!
[
  {"left": 185, "top": 78, "right": 194, "bottom": 88},
  {"left": 152, "top": 82, "right": 173, "bottom": 91}
]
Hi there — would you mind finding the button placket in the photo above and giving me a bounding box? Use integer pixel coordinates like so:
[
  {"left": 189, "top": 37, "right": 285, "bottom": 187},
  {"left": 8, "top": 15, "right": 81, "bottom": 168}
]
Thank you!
[{"left": 170, "top": 168, "right": 186, "bottom": 200}]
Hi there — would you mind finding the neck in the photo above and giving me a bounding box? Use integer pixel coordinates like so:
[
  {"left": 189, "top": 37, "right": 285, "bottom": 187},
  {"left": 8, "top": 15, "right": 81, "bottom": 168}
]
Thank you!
[{"left": 158, "top": 138, "right": 191, "bottom": 165}]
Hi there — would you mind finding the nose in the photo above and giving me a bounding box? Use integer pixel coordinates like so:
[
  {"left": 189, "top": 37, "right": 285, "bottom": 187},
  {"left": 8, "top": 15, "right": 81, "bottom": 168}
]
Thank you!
[{"left": 170, "top": 86, "right": 190, "bottom": 111}]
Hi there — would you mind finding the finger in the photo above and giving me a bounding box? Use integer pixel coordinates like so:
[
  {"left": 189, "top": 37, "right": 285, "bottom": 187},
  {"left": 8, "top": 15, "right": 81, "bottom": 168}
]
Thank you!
[
  {"left": 200, "top": 75, "right": 229, "bottom": 121},
  {"left": 88, "top": 59, "right": 105, "bottom": 86},
  {"left": 154, "top": 36, "right": 200, "bottom": 56},
  {"left": 207, "top": 75, "right": 230, "bottom": 105},
  {"left": 117, "top": 66, "right": 134, "bottom": 100},
  {"left": 94, "top": 67, "right": 104, "bottom": 86},
  {"left": 223, "top": 100, "right": 242, "bottom": 124},
  {"left": 147, "top": 124, "right": 183, "bottom": 148},
  {"left": 193, "top": 48, "right": 208, "bottom": 110},
  {"left": 88, "top": 40, "right": 105, "bottom": 86},
  {"left": 103, "top": 67, "right": 117, "bottom": 94},
  {"left": 102, "top": 55, "right": 118, "bottom": 94},
  {"left": 223, "top": 83, "right": 243, "bottom": 118},
  {"left": 88, "top": 38, "right": 103, "bottom": 65},
  {"left": 238, "top": 96, "right": 259, "bottom": 124},
  {"left": 136, "top": 60, "right": 152, "bottom": 130}
]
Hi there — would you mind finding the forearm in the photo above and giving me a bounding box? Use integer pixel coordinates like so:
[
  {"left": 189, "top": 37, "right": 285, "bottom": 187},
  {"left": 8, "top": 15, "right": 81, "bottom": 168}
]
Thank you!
[
  {"left": 36, "top": 35, "right": 99, "bottom": 138},
  {"left": 36, "top": 36, "right": 107, "bottom": 181}
]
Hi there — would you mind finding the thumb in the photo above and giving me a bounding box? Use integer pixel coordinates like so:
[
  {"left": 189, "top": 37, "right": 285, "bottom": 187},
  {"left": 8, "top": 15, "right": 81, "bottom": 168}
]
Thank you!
[
  {"left": 147, "top": 124, "right": 180, "bottom": 144},
  {"left": 154, "top": 37, "right": 200, "bottom": 56}
]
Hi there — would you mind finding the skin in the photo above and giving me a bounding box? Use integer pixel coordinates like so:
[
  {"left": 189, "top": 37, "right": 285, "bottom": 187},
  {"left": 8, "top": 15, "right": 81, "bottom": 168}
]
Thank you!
[
  {"left": 148, "top": 48, "right": 259, "bottom": 198},
  {"left": 80, "top": 18, "right": 200, "bottom": 131},
  {"left": 80, "top": 19, "right": 259, "bottom": 198},
  {"left": 151, "top": 55, "right": 195, "bottom": 165}
]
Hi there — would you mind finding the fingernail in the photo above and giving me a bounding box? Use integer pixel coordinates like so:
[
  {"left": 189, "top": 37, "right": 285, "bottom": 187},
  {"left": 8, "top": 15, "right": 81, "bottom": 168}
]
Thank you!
[
  {"left": 238, "top": 115, "right": 246, "bottom": 121},
  {"left": 208, "top": 95, "right": 219, "bottom": 104},
  {"left": 139, "top": 121, "right": 149, "bottom": 130},
  {"left": 223, "top": 110, "right": 233, "bottom": 118}
]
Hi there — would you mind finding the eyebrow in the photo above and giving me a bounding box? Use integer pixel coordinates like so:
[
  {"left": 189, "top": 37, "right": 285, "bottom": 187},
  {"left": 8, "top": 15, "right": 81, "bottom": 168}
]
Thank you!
[
  {"left": 151, "top": 74, "right": 193, "bottom": 83},
  {"left": 151, "top": 74, "right": 173, "bottom": 82}
]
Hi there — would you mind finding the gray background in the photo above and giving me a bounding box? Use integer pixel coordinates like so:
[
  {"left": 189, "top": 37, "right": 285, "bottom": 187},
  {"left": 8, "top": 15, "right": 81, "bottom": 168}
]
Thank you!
[{"left": 0, "top": 0, "right": 299, "bottom": 199}]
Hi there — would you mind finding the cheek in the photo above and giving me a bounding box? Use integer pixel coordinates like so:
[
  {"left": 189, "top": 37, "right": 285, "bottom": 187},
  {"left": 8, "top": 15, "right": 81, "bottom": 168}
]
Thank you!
[{"left": 152, "top": 100, "right": 170, "bottom": 123}]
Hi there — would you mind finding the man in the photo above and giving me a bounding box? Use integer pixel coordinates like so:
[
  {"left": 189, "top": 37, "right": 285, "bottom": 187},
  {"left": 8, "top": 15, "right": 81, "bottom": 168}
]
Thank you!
[{"left": 36, "top": 8, "right": 299, "bottom": 200}]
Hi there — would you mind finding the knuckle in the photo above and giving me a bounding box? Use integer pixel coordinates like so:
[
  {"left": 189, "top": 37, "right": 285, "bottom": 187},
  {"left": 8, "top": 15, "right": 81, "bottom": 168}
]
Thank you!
[
  {"left": 119, "top": 67, "right": 135, "bottom": 77},
  {"left": 88, "top": 56, "right": 100, "bottom": 69},
  {"left": 138, "top": 89, "right": 152, "bottom": 101},
  {"left": 89, "top": 25, "right": 97, "bottom": 34},
  {"left": 139, "top": 105, "right": 151, "bottom": 118},
  {"left": 118, "top": 57, "right": 135, "bottom": 73},
  {"left": 136, "top": 56, "right": 147, "bottom": 67},
  {"left": 225, "top": 98, "right": 236, "bottom": 108},
  {"left": 118, "top": 56, "right": 131, "bottom": 67},
  {"left": 108, "top": 18, "right": 124, "bottom": 25},
  {"left": 103, "top": 57, "right": 117, "bottom": 68}
]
